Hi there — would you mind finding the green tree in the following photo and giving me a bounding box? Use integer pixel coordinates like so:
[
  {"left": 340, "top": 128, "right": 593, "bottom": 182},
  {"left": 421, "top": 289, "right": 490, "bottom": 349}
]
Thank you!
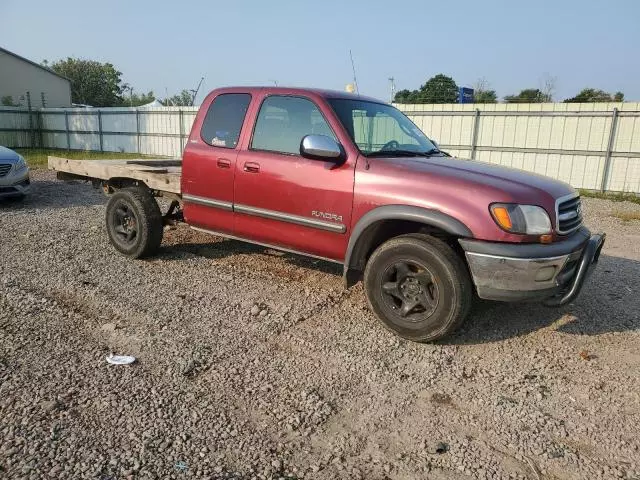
[
  {"left": 1, "top": 95, "right": 20, "bottom": 107},
  {"left": 162, "top": 90, "right": 194, "bottom": 106},
  {"left": 504, "top": 88, "right": 550, "bottom": 103},
  {"left": 563, "top": 88, "right": 625, "bottom": 103},
  {"left": 417, "top": 74, "right": 459, "bottom": 103},
  {"left": 393, "top": 74, "right": 459, "bottom": 104},
  {"left": 393, "top": 89, "right": 416, "bottom": 103},
  {"left": 472, "top": 78, "right": 497, "bottom": 103},
  {"left": 48, "top": 58, "right": 124, "bottom": 106},
  {"left": 474, "top": 89, "right": 497, "bottom": 103},
  {"left": 118, "top": 90, "right": 156, "bottom": 107}
]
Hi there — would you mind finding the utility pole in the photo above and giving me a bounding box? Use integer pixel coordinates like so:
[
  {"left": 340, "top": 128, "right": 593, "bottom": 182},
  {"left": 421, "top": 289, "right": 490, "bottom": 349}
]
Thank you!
[{"left": 388, "top": 77, "right": 396, "bottom": 103}]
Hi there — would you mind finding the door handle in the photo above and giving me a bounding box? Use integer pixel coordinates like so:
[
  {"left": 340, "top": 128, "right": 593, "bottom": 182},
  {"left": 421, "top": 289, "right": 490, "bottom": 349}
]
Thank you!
[
  {"left": 217, "top": 158, "right": 231, "bottom": 169},
  {"left": 243, "top": 162, "right": 260, "bottom": 173}
]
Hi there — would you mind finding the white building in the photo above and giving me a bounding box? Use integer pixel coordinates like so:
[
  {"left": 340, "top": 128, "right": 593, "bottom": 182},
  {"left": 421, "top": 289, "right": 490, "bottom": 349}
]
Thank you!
[{"left": 0, "top": 47, "right": 71, "bottom": 108}]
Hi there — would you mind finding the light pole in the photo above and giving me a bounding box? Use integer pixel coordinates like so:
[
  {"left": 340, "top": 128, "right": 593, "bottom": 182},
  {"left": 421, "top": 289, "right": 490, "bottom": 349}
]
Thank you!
[{"left": 123, "top": 85, "right": 133, "bottom": 106}]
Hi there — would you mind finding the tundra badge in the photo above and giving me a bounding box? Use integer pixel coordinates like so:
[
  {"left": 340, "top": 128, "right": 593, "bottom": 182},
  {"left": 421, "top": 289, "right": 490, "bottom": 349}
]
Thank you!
[{"left": 312, "top": 211, "right": 343, "bottom": 222}]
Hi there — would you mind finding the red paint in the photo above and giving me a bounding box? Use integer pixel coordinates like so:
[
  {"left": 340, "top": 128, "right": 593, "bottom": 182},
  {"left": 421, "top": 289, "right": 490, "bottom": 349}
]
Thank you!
[{"left": 181, "top": 87, "right": 577, "bottom": 261}]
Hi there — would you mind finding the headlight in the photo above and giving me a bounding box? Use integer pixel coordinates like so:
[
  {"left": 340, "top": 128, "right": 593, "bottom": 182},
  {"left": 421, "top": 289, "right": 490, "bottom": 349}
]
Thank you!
[
  {"left": 14, "top": 155, "right": 27, "bottom": 172},
  {"left": 490, "top": 203, "right": 552, "bottom": 235}
]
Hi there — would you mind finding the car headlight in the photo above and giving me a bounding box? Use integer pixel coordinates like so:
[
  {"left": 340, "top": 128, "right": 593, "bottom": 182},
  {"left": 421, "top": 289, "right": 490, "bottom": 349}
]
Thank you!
[
  {"left": 14, "top": 155, "right": 27, "bottom": 172},
  {"left": 490, "top": 203, "right": 552, "bottom": 235}
]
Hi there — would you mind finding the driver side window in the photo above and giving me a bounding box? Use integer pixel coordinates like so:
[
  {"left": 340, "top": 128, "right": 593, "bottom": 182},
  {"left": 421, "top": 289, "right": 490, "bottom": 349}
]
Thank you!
[{"left": 251, "top": 96, "right": 336, "bottom": 155}]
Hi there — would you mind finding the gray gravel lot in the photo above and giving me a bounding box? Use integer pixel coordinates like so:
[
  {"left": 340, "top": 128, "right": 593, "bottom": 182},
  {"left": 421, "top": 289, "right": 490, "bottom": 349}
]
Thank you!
[{"left": 1, "top": 170, "right": 639, "bottom": 480}]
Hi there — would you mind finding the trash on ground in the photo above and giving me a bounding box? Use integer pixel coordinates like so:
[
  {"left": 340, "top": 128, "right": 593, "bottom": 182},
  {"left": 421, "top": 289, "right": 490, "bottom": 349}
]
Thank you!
[{"left": 106, "top": 353, "right": 136, "bottom": 365}]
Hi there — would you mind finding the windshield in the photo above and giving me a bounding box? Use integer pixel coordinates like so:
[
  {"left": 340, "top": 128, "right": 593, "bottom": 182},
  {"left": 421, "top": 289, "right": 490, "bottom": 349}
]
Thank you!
[{"left": 327, "top": 98, "right": 438, "bottom": 156}]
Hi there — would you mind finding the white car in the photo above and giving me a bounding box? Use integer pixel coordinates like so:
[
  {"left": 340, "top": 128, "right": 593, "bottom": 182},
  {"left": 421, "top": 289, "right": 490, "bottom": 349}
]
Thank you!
[{"left": 0, "top": 146, "right": 30, "bottom": 199}]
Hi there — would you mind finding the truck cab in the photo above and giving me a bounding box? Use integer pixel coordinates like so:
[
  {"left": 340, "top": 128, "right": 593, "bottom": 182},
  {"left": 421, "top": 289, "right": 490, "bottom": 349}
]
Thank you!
[{"left": 181, "top": 88, "right": 358, "bottom": 262}]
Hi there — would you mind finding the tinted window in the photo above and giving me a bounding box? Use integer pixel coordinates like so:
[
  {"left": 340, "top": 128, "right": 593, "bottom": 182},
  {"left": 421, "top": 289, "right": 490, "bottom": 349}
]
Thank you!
[
  {"left": 201, "top": 93, "right": 251, "bottom": 148},
  {"left": 251, "top": 96, "right": 336, "bottom": 155}
]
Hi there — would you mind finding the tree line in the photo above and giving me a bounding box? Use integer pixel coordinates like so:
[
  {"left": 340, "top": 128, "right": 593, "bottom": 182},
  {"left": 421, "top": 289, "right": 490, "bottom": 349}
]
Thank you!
[
  {"left": 33, "top": 58, "right": 198, "bottom": 107},
  {"left": 393, "top": 73, "right": 625, "bottom": 104},
  {"left": 4, "top": 56, "right": 627, "bottom": 107}
]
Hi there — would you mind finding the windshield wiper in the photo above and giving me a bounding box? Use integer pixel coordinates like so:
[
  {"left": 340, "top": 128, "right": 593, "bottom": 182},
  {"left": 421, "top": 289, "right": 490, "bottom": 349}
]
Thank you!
[
  {"left": 422, "top": 148, "right": 442, "bottom": 156},
  {"left": 366, "top": 148, "right": 443, "bottom": 158}
]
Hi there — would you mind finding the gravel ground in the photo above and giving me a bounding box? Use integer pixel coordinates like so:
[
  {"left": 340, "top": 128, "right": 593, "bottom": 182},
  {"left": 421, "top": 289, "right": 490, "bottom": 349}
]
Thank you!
[{"left": 1, "top": 170, "right": 639, "bottom": 480}]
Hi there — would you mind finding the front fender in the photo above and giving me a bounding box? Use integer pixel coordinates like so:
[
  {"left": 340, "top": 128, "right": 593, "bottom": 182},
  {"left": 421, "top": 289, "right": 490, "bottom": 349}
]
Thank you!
[{"left": 343, "top": 205, "right": 473, "bottom": 287}]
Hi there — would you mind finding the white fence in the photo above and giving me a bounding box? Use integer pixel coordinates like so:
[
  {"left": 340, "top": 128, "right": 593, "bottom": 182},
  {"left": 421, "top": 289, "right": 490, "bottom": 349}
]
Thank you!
[
  {"left": 1, "top": 102, "right": 640, "bottom": 193},
  {"left": 398, "top": 102, "right": 640, "bottom": 193},
  {"left": 0, "top": 106, "right": 199, "bottom": 158}
]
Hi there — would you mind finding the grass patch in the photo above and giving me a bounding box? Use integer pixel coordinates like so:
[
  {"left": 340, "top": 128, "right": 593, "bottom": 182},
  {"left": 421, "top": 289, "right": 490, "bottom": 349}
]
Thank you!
[
  {"left": 14, "top": 149, "right": 154, "bottom": 169},
  {"left": 579, "top": 189, "right": 640, "bottom": 205},
  {"left": 611, "top": 211, "right": 640, "bottom": 222}
]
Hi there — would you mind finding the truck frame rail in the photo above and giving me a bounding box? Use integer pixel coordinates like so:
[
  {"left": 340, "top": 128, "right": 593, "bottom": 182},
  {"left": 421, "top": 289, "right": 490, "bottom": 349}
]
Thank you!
[{"left": 47, "top": 156, "right": 182, "bottom": 194}]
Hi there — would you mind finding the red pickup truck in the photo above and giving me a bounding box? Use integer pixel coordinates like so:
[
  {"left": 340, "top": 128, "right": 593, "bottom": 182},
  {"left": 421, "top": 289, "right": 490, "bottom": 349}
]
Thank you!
[{"left": 50, "top": 87, "right": 605, "bottom": 342}]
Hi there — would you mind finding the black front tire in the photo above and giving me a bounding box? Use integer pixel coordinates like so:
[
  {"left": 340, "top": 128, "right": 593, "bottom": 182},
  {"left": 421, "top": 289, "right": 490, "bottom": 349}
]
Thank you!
[
  {"left": 363, "top": 233, "right": 472, "bottom": 342},
  {"left": 105, "top": 186, "right": 163, "bottom": 258}
]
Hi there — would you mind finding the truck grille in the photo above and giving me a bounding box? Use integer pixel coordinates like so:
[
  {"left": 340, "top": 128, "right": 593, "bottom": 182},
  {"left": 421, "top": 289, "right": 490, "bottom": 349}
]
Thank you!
[
  {"left": 0, "top": 164, "right": 11, "bottom": 177},
  {"left": 556, "top": 194, "right": 583, "bottom": 234}
]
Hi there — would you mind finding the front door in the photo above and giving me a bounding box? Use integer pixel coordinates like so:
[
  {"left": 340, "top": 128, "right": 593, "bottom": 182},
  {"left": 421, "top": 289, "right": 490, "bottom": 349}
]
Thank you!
[
  {"left": 234, "top": 94, "right": 355, "bottom": 261},
  {"left": 181, "top": 92, "right": 252, "bottom": 233}
]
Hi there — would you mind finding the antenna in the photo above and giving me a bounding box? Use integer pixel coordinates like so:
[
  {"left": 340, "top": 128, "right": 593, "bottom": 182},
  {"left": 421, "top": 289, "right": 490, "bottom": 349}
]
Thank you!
[
  {"left": 349, "top": 50, "right": 359, "bottom": 94},
  {"left": 189, "top": 77, "right": 204, "bottom": 106},
  {"left": 388, "top": 77, "right": 396, "bottom": 103}
]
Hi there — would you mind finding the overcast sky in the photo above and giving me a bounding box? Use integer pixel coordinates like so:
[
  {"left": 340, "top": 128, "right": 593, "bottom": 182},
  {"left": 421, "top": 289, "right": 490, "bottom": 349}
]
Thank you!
[{"left": 2, "top": 0, "right": 639, "bottom": 103}]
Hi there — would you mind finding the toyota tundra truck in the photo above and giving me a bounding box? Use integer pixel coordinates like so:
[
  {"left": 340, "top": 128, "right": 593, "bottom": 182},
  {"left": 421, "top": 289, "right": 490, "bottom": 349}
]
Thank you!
[{"left": 49, "top": 87, "right": 605, "bottom": 342}]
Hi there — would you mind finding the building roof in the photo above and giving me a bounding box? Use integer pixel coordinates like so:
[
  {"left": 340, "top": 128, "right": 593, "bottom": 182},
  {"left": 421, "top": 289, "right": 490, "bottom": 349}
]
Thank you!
[{"left": 0, "top": 46, "right": 70, "bottom": 83}]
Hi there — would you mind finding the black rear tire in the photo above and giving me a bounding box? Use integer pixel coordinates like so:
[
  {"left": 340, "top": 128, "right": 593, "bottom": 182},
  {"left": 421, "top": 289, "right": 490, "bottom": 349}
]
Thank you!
[
  {"left": 363, "top": 233, "right": 472, "bottom": 342},
  {"left": 105, "top": 186, "right": 163, "bottom": 258}
]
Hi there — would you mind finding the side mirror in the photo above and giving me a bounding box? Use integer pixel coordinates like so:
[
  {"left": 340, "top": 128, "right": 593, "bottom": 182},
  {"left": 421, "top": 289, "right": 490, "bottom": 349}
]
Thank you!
[{"left": 300, "top": 135, "right": 342, "bottom": 161}]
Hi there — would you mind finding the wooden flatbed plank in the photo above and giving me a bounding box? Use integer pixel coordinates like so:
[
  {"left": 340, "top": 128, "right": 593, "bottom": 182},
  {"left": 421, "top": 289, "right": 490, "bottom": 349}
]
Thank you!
[{"left": 47, "top": 156, "right": 182, "bottom": 194}]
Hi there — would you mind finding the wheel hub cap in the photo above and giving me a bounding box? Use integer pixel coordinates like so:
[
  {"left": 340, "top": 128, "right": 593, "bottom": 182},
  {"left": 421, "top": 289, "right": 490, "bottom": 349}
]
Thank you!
[
  {"left": 401, "top": 278, "right": 421, "bottom": 297},
  {"left": 380, "top": 260, "right": 440, "bottom": 321},
  {"left": 112, "top": 203, "right": 138, "bottom": 244}
]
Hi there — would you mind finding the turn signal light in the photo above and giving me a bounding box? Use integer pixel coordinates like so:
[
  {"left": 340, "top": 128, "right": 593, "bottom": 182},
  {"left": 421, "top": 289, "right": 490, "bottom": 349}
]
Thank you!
[
  {"left": 539, "top": 234, "right": 553, "bottom": 244},
  {"left": 492, "top": 206, "right": 512, "bottom": 230}
]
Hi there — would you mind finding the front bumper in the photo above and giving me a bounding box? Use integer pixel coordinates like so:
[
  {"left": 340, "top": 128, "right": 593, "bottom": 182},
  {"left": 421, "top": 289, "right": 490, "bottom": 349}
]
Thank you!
[
  {"left": 0, "top": 170, "right": 30, "bottom": 198},
  {"left": 459, "top": 227, "right": 605, "bottom": 305}
]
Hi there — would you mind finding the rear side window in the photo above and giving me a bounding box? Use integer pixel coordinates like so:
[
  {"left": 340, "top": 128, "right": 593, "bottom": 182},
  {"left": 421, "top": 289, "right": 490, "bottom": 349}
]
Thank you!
[
  {"left": 251, "top": 96, "right": 336, "bottom": 155},
  {"left": 200, "top": 93, "right": 251, "bottom": 148}
]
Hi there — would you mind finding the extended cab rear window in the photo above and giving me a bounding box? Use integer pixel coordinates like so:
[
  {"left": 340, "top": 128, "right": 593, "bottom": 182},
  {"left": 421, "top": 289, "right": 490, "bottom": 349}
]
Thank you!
[{"left": 200, "top": 93, "right": 251, "bottom": 148}]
